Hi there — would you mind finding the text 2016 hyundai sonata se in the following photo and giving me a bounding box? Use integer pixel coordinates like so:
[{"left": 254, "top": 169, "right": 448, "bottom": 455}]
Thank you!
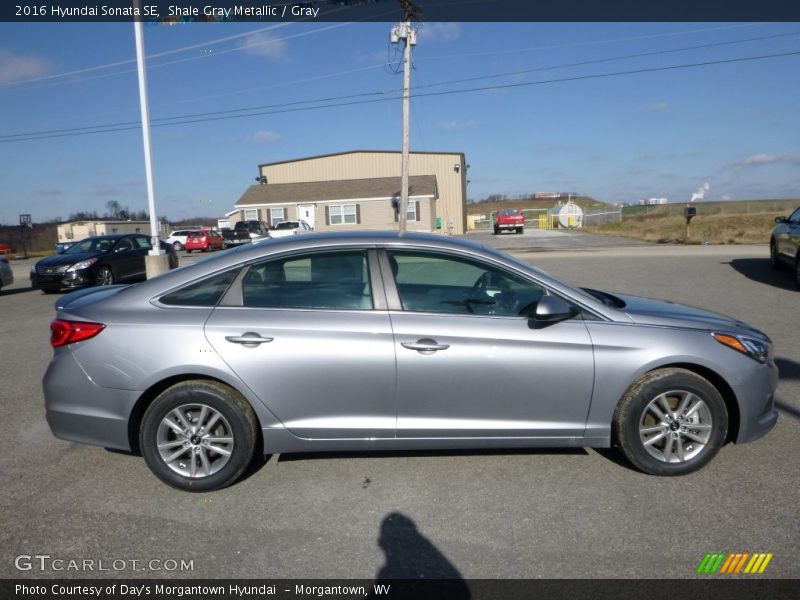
[{"left": 43, "top": 232, "right": 778, "bottom": 491}]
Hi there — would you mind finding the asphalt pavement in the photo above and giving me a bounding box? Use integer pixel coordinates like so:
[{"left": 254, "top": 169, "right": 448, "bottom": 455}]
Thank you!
[{"left": 1, "top": 240, "right": 797, "bottom": 580}]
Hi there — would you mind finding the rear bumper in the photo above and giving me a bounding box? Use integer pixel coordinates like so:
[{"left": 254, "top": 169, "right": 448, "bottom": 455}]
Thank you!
[{"left": 43, "top": 350, "right": 140, "bottom": 451}]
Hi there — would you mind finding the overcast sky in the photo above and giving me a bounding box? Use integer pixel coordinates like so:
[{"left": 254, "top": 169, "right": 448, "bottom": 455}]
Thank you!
[{"left": 0, "top": 21, "right": 799, "bottom": 224}]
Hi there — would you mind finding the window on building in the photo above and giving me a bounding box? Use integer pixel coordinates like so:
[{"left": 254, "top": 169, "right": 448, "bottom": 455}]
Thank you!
[
  {"left": 392, "top": 198, "right": 420, "bottom": 223},
  {"left": 270, "top": 207, "right": 286, "bottom": 226},
  {"left": 329, "top": 204, "right": 358, "bottom": 225},
  {"left": 407, "top": 201, "right": 418, "bottom": 222},
  {"left": 244, "top": 208, "right": 258, "bottom": 221}
]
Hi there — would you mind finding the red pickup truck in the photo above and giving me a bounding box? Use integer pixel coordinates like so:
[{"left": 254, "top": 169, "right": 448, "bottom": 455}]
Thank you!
[{"left": 493, "top": 208, "right": 525, "bottom": 234}]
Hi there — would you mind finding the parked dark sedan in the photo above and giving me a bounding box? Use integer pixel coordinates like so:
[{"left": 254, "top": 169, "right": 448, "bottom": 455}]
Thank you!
[
  {"left": 31, "top": 234, "right": 177, "bottom": 293},
  {"left": 769, "top": 206, "right": 800, "bottom": 288}
]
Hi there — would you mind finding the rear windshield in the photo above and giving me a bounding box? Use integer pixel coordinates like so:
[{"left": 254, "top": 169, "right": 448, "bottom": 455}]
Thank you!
[
  {"left": 273, "top": 222, "right": 297, "bottom": 230},
  {"left": 498, "top": 209, "right": 520, "bottom": 216}
]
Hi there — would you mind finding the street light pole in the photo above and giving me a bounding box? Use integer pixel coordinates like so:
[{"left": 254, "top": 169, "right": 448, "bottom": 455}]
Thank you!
[{"left": 133, "top": 2, "right": 170, "bottom": 277}]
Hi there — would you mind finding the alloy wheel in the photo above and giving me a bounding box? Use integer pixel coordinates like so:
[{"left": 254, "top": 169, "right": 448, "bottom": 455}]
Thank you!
[
  {"left": 156, "top": 403, "right": 234, "bottom": 479},
  {"left": 96, "top": 267, "right": 114, "bottom": 286},
  {"left": 638, "top": 390, "right": 713, "bottom": 463}
]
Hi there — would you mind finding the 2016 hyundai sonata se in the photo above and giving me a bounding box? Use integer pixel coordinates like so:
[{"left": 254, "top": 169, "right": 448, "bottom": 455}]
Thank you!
[{"left": 43, "top": 232, "right": 778, "bottom": 491}]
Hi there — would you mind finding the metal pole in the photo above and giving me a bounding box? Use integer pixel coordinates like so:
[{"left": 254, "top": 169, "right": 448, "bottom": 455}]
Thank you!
[
  {"left": 399, "top": 21, "right": 411, "bottom": 236},
  {"left": 133, "top": 5, "right": 163, "bottom": 257}
]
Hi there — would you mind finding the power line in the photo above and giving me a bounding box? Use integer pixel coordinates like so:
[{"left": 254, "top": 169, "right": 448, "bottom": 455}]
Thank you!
[
  {"left": 6, "top": 31, "right": 798, "bottom": 140},
  {"left": 2, "top": 48, "right": 799, "bottom": 143}
]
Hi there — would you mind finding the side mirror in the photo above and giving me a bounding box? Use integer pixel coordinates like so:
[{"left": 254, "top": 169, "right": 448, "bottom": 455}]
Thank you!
[
  {"left": 530, "top": 295, "right": 579, "bottom": 326},
  {"left": 775, "top": 216, "right": 787, "bottom": 224}
]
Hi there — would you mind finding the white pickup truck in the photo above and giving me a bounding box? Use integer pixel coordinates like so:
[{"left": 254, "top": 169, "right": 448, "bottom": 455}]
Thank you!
[{"left": 268, "top": 220, "right": 313, "bottom": 238}]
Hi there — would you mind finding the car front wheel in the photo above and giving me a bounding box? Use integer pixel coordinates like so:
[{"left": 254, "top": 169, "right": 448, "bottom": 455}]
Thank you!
[
  {"left": 769, "top": 240, "right": 781, "bottom": 270},
  {"left": 96, "top": 266, "right": 114, "bottom": 286},
  {"left": 795, "top": 254, "right": 800, "bottom": 289},
  {"left": 613, "top": 368, "right": 727, "bottom": 476},
  {"left": 140, "top": 380, "right": 258, "bottom": 492}
]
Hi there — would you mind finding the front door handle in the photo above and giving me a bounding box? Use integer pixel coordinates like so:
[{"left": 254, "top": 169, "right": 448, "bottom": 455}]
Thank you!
[
  {"left": 225, "top": 333, "right": 274, "bottom": 345},
  {"left": 401, "top": 338, "right": 450, "bottom": 353}
]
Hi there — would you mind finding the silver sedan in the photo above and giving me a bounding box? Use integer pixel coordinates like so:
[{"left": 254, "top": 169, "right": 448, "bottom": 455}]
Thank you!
[{"left": 43, "top": 232, "right": 778, "bottom": 491}]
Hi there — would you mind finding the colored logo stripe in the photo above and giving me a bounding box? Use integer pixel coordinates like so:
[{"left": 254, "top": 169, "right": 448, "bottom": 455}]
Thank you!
[{"left": 697, "top": 552, "right": 773, "bottom": 574}]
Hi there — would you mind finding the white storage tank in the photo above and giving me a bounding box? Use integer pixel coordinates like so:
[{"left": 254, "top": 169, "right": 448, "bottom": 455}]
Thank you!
[{"left": 554, "top": 201, "right": 583, "bottom": 228}]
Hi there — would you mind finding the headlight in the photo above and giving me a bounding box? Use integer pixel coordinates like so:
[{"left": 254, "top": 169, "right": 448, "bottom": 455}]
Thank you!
[
  {"left": 66, "top": 258, "right": 98, "bottom": 272},
  {"left": 712, "top": 333, "right": 771, "bottom": 363}
]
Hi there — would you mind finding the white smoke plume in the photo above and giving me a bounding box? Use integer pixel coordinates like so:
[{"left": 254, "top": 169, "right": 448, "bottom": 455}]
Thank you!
[{"left": 690, "top": 182, "right": 710, "bottom": 202}]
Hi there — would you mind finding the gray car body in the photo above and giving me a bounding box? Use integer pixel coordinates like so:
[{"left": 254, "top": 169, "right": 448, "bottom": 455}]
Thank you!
[
  {"left": 0, "top": 257, "right": 13, "bottom": 290},
  {"left": 771, "top": 207, "right": 800, "bottom": 266},
  {"left": 43, "top": 231, "right": 778, "bottom": 456}
]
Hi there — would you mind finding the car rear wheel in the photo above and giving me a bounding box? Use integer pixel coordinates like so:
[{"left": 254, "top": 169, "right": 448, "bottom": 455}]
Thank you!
[
  {"left": 769, "top": 240, "right": 781, "bottom": 270},
  {"left": 140, "top": 380, "right": 258, "bottom": 492},
  {"left": 613, "top": 368, "right": 727, "bottom": 476},
  {"left": 96, "top": 266, "right": 114, "bottom": 286},
  {"left": 173, "top": 241, "right": 183, "bottom": 251}
]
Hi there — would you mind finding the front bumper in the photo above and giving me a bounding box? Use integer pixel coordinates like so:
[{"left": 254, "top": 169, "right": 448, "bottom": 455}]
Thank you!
[
  {"left": 734, "top": 358, "right": 779, "bottom": 444},
  {"left": 31, "top": 268, "right": 91, "bottom": 291}
]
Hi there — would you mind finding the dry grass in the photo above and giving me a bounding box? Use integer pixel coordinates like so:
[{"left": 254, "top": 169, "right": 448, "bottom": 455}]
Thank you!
[{"left": 586, "top": 212, "right": 786, "bottom": 245}]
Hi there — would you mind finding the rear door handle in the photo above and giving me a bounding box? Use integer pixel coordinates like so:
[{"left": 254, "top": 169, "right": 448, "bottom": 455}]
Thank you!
[
  {"left": 401, "top": 338, "right": 450, "bottom": 353},
  {"left": 225, "top": 333, "right": 274, "bottom": 345}
]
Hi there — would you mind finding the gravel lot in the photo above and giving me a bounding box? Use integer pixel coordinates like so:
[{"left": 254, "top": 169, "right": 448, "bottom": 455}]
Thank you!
[{"left": 1, "top": 241, "right": 797, "bottom": 580}]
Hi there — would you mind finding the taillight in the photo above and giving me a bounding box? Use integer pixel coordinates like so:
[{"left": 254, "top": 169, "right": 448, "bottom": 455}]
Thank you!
[{"left": 50, "top": 320, "right": 105, "bottom": 347}]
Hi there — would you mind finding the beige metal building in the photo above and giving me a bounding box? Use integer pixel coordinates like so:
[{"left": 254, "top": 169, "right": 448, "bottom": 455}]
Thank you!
[
  {"left": 231, "top": 150, "right": 467, "bottom": 235},
  {"left": 57, "top": 220, "right": 169, "bottom": 243}
]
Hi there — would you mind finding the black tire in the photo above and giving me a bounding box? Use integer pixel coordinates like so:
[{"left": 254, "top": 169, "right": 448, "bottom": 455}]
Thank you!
[
  {"left": 140, "top": 380, "right": 258, "bottom": 492},
  {"left": 96, "top": 266, "right": 114, "bottom": 286},
  {"left": 613, "top": 368, "right": 727, "bottom": 476},
  {"left": 769, "top": 240, "right": 781, "bottom": 270},
  {"left": 172, "top": 241, "right": 183, "bottom": 251},
  {"left": 517, "top": 227, "right": 524, "bottom": 235},
  {"left": 795, "top": 254, "right": 800, "bottom": 290},
  {"left": 493, "top": 226, "right": 499, "bottom": 235}
]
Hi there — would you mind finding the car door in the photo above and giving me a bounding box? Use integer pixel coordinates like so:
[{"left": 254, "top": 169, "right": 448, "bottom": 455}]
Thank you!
[
  {"left": 204, "top": 248, "right": 397, "bottom": 439},
  {"left": 382, "top": 248, "right": 595, "bottom": 439},
  {"left": 111, "top": 236, "right": 145, "bottom": 280}
]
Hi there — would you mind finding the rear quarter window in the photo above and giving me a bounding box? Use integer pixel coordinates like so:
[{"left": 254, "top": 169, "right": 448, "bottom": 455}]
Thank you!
[{"left": 159, "top": 269, "right": 240, "bottom": 307}]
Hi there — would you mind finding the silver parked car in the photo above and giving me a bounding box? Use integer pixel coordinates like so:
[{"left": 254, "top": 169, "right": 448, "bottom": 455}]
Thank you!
[
  {"left": 769, "top": 206, "right": 800, "bottom": 288},
  {"left": 0, "top": 253, "right": 14, "bottom": 292},
  {"left": 43, "top": 232, "right": 778, "bottom": 491}
]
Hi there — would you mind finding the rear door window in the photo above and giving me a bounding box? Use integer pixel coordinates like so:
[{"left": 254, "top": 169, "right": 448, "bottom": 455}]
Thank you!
[{"left": 242, "top": 250, "right": 373, "bottom": 310}]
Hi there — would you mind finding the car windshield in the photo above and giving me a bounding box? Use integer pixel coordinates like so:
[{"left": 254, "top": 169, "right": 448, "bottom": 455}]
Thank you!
[
  {"left": 64, "top": 237, "right": 116, "bottom": 254},
  {"left": 498, "top": 209, "right": 520, "bottom": 216}
]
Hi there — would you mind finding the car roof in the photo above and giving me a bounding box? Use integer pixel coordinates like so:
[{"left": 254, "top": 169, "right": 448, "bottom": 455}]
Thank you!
[{"left": 92, "top": 230, "right": 615, "bottom": 319}]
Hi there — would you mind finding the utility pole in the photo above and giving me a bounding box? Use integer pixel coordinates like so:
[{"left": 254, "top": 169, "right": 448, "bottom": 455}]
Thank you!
[{"left": 391, "top": 1, "right": 421, "bottom": 235}]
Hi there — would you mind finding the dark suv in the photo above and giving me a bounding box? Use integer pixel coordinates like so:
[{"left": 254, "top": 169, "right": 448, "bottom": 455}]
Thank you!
[
  {"left": 234, "top": 220, "right": 270, "bottom": 239},
  {"left": 770, "top": 207, "right": 800, "bottom": 288}
]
